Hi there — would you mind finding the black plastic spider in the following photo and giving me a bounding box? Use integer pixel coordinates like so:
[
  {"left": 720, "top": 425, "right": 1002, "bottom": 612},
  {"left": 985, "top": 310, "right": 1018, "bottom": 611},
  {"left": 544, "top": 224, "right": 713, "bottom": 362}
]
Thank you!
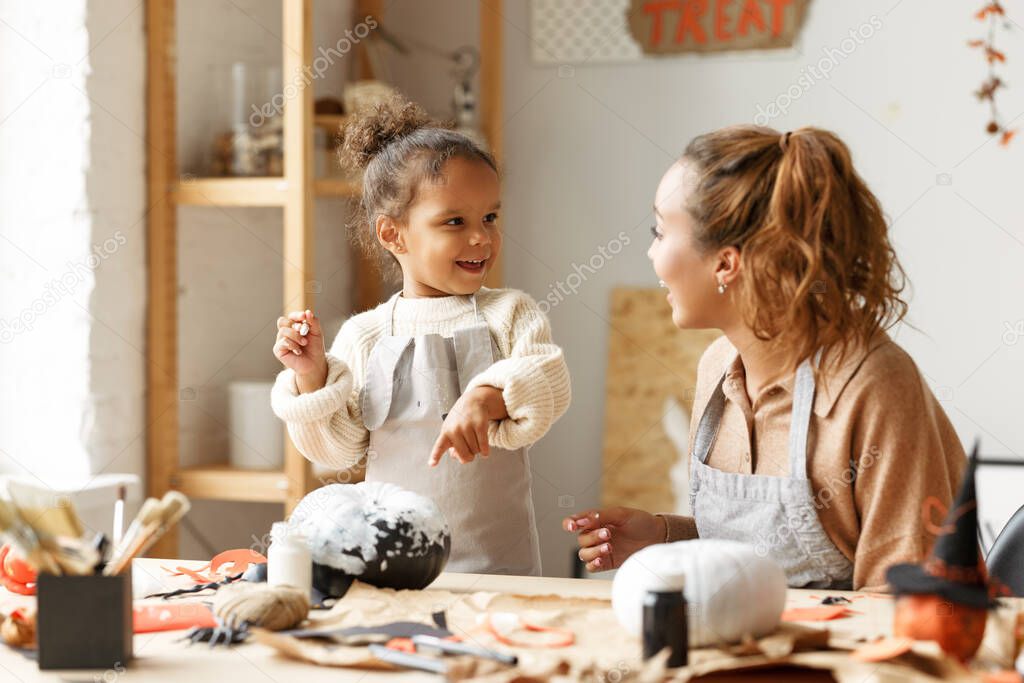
[{"left": 179, "top": 612, "right": 251, "bottom": 648}]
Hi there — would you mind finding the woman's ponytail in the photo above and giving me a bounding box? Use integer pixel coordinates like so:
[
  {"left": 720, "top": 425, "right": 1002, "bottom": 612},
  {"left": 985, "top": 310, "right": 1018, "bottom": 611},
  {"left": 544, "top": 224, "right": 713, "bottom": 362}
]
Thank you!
[{"left": 683, "top": 125, "right": 908, "bottom": 371}]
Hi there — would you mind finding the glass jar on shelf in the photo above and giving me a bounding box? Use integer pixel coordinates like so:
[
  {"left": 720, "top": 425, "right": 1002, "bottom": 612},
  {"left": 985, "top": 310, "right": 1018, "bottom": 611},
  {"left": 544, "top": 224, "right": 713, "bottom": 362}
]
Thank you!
[{"left": 206, "top": 62, "right": 283, "bottom": 177}]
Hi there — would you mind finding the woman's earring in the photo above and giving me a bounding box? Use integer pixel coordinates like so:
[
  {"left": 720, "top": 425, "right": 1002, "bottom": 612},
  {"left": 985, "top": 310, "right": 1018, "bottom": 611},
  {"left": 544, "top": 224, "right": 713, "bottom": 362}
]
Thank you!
[{"left": 717, "top": 280, "right": 727, "bottom": 294}]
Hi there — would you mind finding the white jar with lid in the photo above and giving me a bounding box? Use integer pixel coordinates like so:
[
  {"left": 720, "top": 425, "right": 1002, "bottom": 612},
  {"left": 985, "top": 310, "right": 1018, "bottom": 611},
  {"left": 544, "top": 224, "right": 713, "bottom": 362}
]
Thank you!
[{"left": 267, "top": 521, "right": 312, "bottom": 596}]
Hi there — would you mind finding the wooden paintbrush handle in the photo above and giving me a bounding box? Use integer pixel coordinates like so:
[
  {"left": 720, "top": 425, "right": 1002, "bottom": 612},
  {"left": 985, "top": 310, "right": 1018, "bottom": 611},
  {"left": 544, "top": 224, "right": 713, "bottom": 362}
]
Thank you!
[{"left": 105, "top": 520, "right": 160, "bottom": 576}]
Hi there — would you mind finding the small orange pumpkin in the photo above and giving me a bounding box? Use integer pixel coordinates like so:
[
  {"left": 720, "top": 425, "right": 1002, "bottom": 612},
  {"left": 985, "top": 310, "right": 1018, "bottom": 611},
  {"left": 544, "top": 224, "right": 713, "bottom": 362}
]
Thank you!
[{"left": 893, "top": 593, "right": 987, "bottom": 663}]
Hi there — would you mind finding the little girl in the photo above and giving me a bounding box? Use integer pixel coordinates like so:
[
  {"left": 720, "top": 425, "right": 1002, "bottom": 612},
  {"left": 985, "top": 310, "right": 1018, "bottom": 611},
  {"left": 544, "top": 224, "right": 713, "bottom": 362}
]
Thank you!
[{"left": 270, "top": 98, "right": 571, "bottom": 576}]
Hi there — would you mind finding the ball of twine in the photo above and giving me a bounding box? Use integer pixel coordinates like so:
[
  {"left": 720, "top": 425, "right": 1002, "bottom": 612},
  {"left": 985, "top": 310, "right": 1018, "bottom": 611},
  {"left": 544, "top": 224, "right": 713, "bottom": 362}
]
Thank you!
[{"left": 212, "top": 582, "right": 309, "bottom": 631}]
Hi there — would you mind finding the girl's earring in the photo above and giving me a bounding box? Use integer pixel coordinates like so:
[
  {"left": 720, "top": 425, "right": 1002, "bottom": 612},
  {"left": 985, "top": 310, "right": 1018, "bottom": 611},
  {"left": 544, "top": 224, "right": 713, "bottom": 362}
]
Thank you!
[{"left": 717, "top": 279, "right": 727, "bottom": 294}]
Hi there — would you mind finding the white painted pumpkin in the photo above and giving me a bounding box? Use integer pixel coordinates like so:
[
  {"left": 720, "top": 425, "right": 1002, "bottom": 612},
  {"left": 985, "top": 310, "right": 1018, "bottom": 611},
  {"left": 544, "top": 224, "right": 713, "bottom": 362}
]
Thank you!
[
  {"left": 611, "top": 539, "right": 787, "bottom": 647},
  {"left": 289, "top": 482, "right": 451, "bottom": 595}
]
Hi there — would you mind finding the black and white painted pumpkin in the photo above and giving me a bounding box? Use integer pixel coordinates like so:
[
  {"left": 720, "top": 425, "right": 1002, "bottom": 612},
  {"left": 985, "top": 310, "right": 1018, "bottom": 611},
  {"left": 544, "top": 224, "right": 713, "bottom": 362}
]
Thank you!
[{"left": 288, "top": 482, "right": 451, "bottom": 596}]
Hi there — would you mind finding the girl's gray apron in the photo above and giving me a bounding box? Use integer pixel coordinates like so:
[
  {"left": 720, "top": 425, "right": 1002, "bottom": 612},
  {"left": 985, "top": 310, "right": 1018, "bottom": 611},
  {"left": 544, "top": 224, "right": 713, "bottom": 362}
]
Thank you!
[
  {"left": 689, "top": 354, "right": 854, "bottom": 589},
  {"left": 359, "top": 294, "right": 542, "bottom": 576}
]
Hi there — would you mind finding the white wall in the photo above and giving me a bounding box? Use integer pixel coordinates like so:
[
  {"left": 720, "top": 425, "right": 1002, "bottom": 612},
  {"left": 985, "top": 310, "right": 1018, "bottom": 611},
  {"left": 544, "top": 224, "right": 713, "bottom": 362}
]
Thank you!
[
  {"left": 495, "top": 0, "right": 1024, "bottom": 576},
  {"left": 0, "top": 0, "right": 146, "bottom": 499}
]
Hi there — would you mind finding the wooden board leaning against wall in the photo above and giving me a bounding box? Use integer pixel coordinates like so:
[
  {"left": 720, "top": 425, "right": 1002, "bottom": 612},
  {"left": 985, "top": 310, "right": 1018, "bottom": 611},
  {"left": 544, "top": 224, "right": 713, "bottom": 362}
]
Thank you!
[{"left": 601, "top": 287, "right": 720, "bottom": 515}]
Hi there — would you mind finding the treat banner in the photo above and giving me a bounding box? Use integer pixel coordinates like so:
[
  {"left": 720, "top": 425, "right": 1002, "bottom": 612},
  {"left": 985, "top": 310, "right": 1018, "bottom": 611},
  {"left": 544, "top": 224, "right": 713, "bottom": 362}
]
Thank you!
[{"left": 531, "top": 0, "right": 813, "bottom": 64}]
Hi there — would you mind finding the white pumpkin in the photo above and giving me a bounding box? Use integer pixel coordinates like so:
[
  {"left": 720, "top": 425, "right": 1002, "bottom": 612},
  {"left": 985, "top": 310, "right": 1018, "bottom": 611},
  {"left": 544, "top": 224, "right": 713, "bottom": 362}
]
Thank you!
[{"left": 611, "top": 539, "right": 787, "bottom": 647}]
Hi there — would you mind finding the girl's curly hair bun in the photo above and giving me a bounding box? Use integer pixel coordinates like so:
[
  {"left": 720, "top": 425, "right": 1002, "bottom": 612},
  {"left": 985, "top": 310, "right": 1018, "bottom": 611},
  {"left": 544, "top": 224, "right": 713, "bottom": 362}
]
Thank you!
[{"left": 340, "top": 96, "right": 434, "bottom": 169}]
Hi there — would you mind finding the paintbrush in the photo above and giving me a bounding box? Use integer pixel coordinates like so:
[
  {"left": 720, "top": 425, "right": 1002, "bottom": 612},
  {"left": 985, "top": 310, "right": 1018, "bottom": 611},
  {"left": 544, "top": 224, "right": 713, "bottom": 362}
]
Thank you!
[
  {"left": 106, "top": 496, "right": 160, "bottom": 571},
  {"left": 42, "top": 536, "right": 101, "bottom": 576},
  {"left": 5, "top": 479, "right": 85, "bottom": 539},
  {"left": 108, "top": 492, "right": 190, "bottom": 575},
  {"left": 0, "top": 498, "right": 102, "bottom": 576},
  {"left": 112, "top": 485, "right": 126, "bottom": 546},
  {"left": 368, "top": 644, "right": 448, "bottom": 674},
  {"left": 412, "top": 634, "right": 518, "bottom": 665},
  {"left": 105, "top": 491, "right": 190, "bottom": 575},
  {"left": 0, "top": 498, "right": 61, "bottom": 575},
  {"left": 128, "top": 492, "right": 190, "bottom": 559}
]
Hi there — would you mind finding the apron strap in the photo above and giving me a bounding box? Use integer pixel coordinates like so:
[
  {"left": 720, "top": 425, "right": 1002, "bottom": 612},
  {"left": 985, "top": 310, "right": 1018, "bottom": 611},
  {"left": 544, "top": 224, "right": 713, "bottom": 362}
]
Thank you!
[
  {"left": 452, "top": 294, "right": 494, "bottom": 393},
  {"left": 693, "top": 376, "right": 727, "bottom": 465},
  {"left": 452, "top": 325, "right": 497, "bottom": 394},
  {"left": 693, "top": 350, "right": 821, "bottom": 477},
  {"left": 786, "top": 350, "right": 822, "bottom": 480}
]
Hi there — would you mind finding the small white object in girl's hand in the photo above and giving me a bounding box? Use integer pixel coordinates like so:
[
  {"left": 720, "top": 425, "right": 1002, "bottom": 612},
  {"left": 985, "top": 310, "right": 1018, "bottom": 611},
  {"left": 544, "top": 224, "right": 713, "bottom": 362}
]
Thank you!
[{"left": 298, "top": 321, "right": 310, "bottom": 336}]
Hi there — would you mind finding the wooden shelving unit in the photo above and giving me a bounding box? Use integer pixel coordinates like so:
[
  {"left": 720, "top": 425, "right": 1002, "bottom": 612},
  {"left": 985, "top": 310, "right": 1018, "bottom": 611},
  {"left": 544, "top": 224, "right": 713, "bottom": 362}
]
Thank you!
[
  {"left": 312, "top": 178, "right": 362, "bottom": 197},
  {"left": 173, "top": 177, "right": 290, "bottom": 206},
  {"left": 172, "top": 465, "right": 292, "bottom": 504},
  {"left": 145, "top": 0, "right": 504, "bottom": 557}
]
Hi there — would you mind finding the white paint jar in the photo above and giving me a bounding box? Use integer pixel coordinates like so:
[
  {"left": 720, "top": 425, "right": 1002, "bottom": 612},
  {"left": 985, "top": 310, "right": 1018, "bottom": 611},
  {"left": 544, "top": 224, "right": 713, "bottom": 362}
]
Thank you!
[{"left": 267, "top": 521, "right": 312, "bottom": 596}]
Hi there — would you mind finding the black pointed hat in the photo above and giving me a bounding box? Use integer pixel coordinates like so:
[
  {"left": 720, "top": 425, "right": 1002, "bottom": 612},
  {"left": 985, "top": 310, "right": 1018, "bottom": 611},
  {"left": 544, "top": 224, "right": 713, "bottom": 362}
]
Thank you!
[{"left": 886, "top": 441, "right": 992, "bottom": 609}]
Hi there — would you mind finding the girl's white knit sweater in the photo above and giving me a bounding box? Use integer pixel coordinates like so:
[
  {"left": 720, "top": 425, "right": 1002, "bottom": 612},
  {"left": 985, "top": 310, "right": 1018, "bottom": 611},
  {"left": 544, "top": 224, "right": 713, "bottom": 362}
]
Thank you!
[{"left": 271, "top": 287, "right": 572, "bottom": 469}]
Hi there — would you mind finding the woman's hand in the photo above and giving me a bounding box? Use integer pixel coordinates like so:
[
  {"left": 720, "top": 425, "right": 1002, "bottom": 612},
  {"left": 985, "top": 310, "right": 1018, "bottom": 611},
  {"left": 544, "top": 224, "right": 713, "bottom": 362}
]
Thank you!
[
  {"left": 563, "top": 507, "right": 667, "bottom": 572},
  {"left": 273, "top": 310, "right": 327, "bottom": 393},
  {"left": 429, "top": 386, "right": 508, "bottom": 466}
]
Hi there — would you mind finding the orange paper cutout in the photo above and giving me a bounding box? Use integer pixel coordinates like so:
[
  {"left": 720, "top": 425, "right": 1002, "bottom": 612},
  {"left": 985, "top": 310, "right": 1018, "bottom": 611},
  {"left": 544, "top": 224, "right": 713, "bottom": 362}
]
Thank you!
[
  {"left": 780, "top": 605, "right": 851, "bottom": 622},
  {"left": 133, "top": 603, "right": 216, "bottom": 633},
  {"left": 160, "top": 549, "right": 267, "bottom": 584},
  {"left": 485, "top": 614, "right": 575, "bottom": 648}
]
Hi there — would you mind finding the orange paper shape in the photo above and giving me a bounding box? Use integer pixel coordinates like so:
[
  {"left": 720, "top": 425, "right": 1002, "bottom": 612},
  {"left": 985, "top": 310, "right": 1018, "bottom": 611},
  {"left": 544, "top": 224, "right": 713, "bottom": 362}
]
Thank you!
[
  {"left": 780, "top": 605, "right": 851, "bottom": 622},
  {"left": 134, "top": 603, "right": 216, "bottom": 633},
  {"left": 161, "top": 549, "right": 267, "bottom": 584},
  {"left": 209, "top": 549, "right": 267, "bottom": 576},
  {"left": 485, "top": 613, "right": 575, "bottom": 648},
  {"left": 173, "top": 565, "right": 215, "bottom": 584},
  {"left": 384, "top": 637, "right": 416, "bottom": 653}
]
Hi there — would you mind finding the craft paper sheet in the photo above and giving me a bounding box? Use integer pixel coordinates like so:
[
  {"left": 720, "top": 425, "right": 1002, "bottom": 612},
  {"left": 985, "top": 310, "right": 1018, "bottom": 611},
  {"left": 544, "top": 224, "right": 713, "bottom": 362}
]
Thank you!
[{"left": 250, "top": 581, "right": 992, "bottom": 682}]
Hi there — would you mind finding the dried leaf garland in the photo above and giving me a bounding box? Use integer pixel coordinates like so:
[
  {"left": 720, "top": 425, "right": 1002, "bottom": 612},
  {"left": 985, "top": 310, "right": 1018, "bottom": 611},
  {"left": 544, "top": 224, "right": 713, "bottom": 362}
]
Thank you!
[{"left": 969, "top": 2, "right": 1016, "bottom": 146}]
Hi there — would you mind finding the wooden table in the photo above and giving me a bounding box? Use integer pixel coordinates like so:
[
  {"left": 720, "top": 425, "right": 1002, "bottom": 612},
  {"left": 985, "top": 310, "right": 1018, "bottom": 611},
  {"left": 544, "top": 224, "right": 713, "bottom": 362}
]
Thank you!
[{"left": 0, "top": 558, "right": 966, "bottom": 682}]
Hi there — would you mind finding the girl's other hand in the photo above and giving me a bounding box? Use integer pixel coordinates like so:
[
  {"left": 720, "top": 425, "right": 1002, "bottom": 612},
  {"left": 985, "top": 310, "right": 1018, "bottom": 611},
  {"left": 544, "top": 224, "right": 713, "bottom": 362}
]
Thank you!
[
  {"left": 562, "top": 507, "right": 666, "bottom": 572},
  {"left": 428, "top": 386, "right": 506, "bottom": 466},
  {"left": 273, "top": 309, "right": 327, "bottom": 392}
]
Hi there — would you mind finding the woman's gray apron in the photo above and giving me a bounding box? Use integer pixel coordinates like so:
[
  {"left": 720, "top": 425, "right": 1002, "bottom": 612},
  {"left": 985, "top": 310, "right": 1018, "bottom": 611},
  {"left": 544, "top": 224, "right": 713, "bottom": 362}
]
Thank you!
[
  {"left": 689, "top": 354, "right": 854, "bottom": 589},
  {"left": 359, "top": 294, "right": 542, "bottom": 576}
]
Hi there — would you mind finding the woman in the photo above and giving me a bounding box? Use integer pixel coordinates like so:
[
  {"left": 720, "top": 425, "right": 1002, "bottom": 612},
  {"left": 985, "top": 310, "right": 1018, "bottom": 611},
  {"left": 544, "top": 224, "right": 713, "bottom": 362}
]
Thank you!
[{"left": 564, "top": 126, "right": 965, "bottom": 591}]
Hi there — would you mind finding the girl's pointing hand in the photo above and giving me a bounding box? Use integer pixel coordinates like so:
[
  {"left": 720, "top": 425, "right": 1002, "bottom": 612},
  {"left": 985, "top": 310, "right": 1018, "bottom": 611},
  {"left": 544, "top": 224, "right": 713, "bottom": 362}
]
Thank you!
[{"left": 429, "top": 386, "right": 507, "bottom": 466}]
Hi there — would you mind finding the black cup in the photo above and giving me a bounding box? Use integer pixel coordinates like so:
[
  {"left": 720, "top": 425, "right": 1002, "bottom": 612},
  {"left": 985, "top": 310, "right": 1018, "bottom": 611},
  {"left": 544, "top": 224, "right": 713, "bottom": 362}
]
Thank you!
[{"left": 36, "top": 568, "right": 133, "bottom": 670}]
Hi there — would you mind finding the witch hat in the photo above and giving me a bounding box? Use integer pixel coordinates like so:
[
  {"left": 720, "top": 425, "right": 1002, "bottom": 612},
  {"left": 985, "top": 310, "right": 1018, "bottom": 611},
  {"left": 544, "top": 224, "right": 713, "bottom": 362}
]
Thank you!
[{"left": 886, "top": 440, "right": 992, "bottom": 609}]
